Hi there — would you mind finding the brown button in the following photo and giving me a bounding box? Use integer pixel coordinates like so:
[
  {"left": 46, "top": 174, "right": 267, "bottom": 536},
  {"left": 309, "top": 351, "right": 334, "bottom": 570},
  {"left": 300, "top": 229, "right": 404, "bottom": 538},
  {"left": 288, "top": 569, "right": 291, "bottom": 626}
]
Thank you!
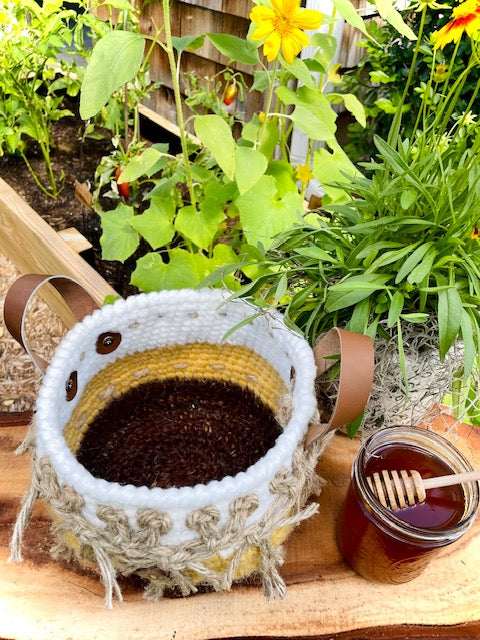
[
  {"left": 66, "top": 371, "right": 78, "bottom": 401},
  {"left": 96, "top": 331, "right": 122, "bottom": 354}
]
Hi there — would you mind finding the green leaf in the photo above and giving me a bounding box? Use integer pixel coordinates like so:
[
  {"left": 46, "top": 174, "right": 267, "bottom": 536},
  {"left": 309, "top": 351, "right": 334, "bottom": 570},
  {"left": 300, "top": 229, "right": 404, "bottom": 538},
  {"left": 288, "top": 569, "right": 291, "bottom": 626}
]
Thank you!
[
  {"left": 375, "top": 0, "right": 417, "bottom": 39},
  {"left": 375, "top": 98, "right": 399, "bottom": 115},
  {"left": 407, "top": 246, "right": 437, "bottom": 284},
  {"left": 395, "top": 242, "right": 433, "bottom": 284},
  {"left": 310, "top": 33, "right": 338, "bottom": 70},
  {"left": 274, "top": 273, "right": 288, "bottom": 303},
  {"left": 313, "top": 141, "right": 360, "bottom": 203},
  {"left": 172, "top": 35, "right": 205, "bottom": 54},
  {"left": 341, "top": 93, "right": 366, "bottom": 127},
  {"left": 387, "top": 291, "right": 404, "bottom": 328},
  {"left": 437, "top": 284, "right": 463, "bottom": 361},
  {"left": 234, "top": 146, "right": 268, "bottom": 195},
  {"left": 131, "top": 249, "right": 213, "bottom": 291},
  {"left": 295, "top": 245, "right": 338, "bottom": 262},
  {"left": 330, "top": 0, "right": 368, "bottom": 36},
  {"left": 291, "top": 104, "right": 336, "bottom": 141},
  {"left": 80, "top": 30, "right": 145, "bottom": 119},
  {"left": 369, "top": 70, "right": 395, "bottom": 84},
  {"left": 266, "top": 160, "right": 298, "bottom": 196},
  {"left": 128, "top": 199, "right": 175, "bottom": 250},
  {"left": 234, "top": 175, "right": 303, "bottom": 248},
  {"left": 460, "top": 308, "right": 476, "bottom": 381},
  {"left": 194, "top": 114, "right": 235, "bottom": 180},
  {"left": 120, "top": 147, "right": 166, "bottom": 183},
  {"left": 209, "top": 244, "right": 239, "bottom": 290},
  {"left": 174, "top": 202, "right": 225, "bottom": 249},
  {"left": 258, "top": 118, "right": 280, "bottom": 160},
  {"left": 100, "top": 203, "right": 139, "bottom": 262},
  {"left": 397, "top": 318, "right": 408, "bottom": 398},
  {"left": 280, "top": 56, "right": 316, "bottom": 90},
  {"left": 399, "top": 313, "right": 429, "bottom": 323},
  {"left": 400, "top": 189, "right": 417, "bottom": 210},
  {"left": 367, "top": 242, "right": 420, "bottom": 272},
  {"left": 346, "top": 412, "right": 364, "bottom": 438},
  {"left": 325, "top": 274, "right": 391, "bottom": 312},
  {"left": 206, "top": 33, "right": 259, "bottom": 65},
  {"left": 251, "top": 70, "right": 270, "bottom": 93},
  {"left": 347, "top": 298, "right": 371, "bottom": 333},
  {"left": 276, "top": 86, "right": 337, "bottom": 141}
]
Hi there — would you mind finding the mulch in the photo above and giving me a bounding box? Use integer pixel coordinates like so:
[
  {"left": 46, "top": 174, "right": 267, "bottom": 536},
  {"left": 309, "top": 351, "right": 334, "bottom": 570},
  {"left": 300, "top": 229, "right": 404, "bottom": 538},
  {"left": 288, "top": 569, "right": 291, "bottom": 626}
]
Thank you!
[{"left": 0, "top": 254, "right": 66, "bottom": 413}]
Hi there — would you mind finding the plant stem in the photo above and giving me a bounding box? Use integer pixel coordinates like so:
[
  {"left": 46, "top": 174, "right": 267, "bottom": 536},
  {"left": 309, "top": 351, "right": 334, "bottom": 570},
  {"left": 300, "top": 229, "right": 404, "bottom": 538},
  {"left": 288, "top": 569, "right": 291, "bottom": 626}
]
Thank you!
[
  {"left": 123, "top": 84, "right": 130, "bottom": 148},
  {"left": 20, "top": 151, "right": 58, "bottom": 198},
  {"left": 264, "top": 57, "right": 279, "bottom": 119},
  {"left": 388, "top": 5, "right": 428, "bottom": 147},
  {"left": 162, "top": 0, "right": 196, "bottom": 208}
]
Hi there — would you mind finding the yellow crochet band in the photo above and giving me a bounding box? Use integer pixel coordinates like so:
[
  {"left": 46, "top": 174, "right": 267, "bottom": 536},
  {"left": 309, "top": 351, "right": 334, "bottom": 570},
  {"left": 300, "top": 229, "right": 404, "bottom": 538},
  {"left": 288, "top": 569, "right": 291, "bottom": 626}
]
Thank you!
[{"left": 63, "top": 342, "right": 288, "bottom": 455}]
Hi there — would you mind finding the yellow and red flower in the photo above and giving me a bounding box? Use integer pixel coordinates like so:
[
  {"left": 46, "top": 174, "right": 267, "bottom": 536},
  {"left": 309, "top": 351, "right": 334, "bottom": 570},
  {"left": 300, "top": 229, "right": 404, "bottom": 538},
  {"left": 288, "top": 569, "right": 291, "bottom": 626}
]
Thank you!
[
  {"left": 432, "top": 0, "right": 480, "bottom": 49},
  {"left": 250, "top": 0, "right": 322, "bottom": 64}
]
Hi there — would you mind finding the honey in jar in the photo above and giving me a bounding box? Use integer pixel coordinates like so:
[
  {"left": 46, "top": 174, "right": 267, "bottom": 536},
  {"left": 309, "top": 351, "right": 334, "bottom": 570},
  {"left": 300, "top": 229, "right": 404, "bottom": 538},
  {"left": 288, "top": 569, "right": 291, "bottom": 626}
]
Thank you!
[{"left": 336, "top": 426, "right": 479, "bottom": 583}]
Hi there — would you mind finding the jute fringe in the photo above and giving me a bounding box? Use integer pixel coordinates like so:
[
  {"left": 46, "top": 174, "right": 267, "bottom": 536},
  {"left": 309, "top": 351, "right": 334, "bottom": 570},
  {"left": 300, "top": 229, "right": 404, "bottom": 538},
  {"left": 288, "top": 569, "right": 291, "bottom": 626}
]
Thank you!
[{"left": 9, "top": 416, "right": 332, "bottom": 608}]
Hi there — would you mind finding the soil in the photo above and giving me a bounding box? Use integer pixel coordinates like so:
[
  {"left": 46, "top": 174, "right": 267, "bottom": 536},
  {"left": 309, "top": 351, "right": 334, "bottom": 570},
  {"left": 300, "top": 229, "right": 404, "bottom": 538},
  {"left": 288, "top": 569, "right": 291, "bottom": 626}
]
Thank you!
[{"left": 0, "top": 96, "right": 177, "bottom": 297}]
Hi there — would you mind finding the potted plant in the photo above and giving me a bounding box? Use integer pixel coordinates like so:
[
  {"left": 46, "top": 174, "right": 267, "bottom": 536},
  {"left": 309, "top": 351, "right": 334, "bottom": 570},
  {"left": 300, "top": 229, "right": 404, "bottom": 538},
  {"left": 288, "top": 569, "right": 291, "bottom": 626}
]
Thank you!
[
  {"left": 77, "top": 0, "right": 415, "bottom": 291},
  {"left": 214, "top": 0, "right": 480, "bottom": 434}
]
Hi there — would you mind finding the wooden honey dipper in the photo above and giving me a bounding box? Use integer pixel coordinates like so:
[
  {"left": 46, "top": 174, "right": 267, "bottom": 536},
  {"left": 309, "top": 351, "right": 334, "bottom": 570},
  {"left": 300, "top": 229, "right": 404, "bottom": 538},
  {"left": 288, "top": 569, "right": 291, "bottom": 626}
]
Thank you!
[{"left": 367, "top": 469, "right": 480, "bottom": 511}]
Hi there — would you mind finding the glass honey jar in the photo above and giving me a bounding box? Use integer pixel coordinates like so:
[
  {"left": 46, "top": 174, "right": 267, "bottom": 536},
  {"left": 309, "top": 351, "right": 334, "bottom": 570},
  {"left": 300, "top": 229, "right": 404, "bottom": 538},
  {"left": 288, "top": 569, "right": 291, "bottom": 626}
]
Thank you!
[{"left": 336, "top": 426, "right": 479, "bottom": 584}]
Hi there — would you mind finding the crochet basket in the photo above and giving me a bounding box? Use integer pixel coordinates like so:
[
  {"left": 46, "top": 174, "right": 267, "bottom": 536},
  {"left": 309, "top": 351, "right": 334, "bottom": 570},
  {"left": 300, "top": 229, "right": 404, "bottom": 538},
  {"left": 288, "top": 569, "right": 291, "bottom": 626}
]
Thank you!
[{"left": 4, "top": 275, "right": 374, "bottom": 607}]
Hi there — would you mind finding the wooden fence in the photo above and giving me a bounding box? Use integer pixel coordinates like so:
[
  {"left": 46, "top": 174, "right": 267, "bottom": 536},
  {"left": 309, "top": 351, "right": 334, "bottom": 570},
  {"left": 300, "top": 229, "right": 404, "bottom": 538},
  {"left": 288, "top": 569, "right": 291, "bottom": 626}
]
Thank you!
[
  {"left": 138, "top": 1, "right": 263, "bottom": 128},
  {"left": 95, "top": 0, "right": 371, "bottom": 132}
]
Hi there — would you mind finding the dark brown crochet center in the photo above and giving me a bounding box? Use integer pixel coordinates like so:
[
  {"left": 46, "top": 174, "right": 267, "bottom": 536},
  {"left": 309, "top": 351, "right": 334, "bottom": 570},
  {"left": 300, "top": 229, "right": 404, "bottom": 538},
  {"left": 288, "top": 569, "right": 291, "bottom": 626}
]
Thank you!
[{"left": 75, "top": 378, "right": 282, "bottom": 488}]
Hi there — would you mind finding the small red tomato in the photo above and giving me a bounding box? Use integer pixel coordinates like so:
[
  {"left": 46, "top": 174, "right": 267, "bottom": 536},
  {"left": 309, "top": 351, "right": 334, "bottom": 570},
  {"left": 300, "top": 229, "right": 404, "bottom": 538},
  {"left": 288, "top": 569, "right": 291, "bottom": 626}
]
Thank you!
[
  {"left": 115, "top": 166, "right": 130, "bottom": 199},
  {"left": 223, "top": 83, "right": 238, "bottom": 106}
]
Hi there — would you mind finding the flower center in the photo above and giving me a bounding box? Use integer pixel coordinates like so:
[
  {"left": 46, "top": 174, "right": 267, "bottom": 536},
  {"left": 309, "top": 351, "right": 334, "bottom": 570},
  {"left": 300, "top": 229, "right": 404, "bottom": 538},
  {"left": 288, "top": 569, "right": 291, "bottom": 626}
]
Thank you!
[{"left": 273, "top": 14, "right": 294, "bottom": 37}]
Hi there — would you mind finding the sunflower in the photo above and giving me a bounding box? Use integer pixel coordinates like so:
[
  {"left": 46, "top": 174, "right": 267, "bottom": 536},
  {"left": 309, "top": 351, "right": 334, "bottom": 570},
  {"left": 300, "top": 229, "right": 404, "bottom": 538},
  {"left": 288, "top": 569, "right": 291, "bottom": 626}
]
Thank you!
[
  {"left": 250, "top": 0, "right": 322, "bottom": 64},
  {"left": 432, "top": 0, "right": 480, "bottom": 49}
]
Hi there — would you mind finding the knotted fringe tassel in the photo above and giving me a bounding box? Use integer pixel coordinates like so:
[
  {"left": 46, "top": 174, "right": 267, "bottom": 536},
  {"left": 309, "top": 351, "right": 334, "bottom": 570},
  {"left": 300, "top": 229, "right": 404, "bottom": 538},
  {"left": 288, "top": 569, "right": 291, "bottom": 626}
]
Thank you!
[
  {"left": 8, "top": 475, "right": 40, "bottom": 563},
  {"left": 8, "top": 418, "right": 39, "bottom": 563},
  {"left": 93, "top": 545, "right": 123, "bottom": 609}
]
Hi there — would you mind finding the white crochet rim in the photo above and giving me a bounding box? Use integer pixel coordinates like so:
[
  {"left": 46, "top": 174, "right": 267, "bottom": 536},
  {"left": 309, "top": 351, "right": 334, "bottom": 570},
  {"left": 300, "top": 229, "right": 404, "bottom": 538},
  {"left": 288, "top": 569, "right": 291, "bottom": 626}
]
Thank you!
[{"left": 35, "top": 288, "right": 318, "bottom": 512}]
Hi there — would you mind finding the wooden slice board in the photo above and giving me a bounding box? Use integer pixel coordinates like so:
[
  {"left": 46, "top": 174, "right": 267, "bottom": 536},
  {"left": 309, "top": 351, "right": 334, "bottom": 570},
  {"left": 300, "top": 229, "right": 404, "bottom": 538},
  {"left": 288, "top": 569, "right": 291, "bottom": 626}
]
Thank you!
[{"left": 1, "top": 412, "right": 480, "bottom": 639}]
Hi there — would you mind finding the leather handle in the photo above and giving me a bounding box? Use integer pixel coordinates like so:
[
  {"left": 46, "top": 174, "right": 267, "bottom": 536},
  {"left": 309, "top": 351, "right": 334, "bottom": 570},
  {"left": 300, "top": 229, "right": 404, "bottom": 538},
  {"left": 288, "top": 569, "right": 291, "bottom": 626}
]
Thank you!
[
  {"left": 3, "top": 274, "right": 99, "bottom": 375},
  {"left": 306, "top": 327, "right": 374, "bottom": 445}
]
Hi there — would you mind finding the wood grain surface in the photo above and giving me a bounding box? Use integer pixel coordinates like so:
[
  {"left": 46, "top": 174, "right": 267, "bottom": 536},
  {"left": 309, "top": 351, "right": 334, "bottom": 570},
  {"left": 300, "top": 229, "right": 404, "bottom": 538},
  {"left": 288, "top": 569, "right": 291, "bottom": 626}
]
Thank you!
[{"left": 1, "top": 413, "right": 479, "bottom": 640}]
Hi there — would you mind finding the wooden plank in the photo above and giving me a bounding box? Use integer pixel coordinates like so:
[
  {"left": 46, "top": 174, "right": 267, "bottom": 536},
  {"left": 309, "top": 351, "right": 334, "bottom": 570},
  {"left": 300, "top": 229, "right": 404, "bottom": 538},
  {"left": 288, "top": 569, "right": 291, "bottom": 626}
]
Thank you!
[
  {"left": 180, "top": 0, "right": 253, "bottom": 20},
  {"left": 138, "top": 103, "right": 201, "bottom": 144},
  {"left": 0, "top": 178, "right": 117, "bottom": 327},
  {"left": 57, "top": 227, "right": 93, "bottom": 254},
  {"left": 1, "top": 415, "right": 480, "bottom": 639}
]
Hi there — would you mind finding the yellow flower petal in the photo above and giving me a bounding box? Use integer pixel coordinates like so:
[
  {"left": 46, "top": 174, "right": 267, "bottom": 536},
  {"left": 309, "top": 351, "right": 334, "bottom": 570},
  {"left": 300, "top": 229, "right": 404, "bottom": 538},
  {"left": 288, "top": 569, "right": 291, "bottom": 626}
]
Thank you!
[
  {"left": 281, "top": 37, "right": 298, "bottom": 63},
  {"left": 272, "top": 0, "right": 299, "bottom": 15},
  {"left": 281, "top": 29, "right": 310, "bottom": 62},
  {"left": 293, "top": 9, "right": 323, "bottom": 31},
  {"left": 264, "top": 30, "right": 282, "bottom": 62},
  {"left": 250, "top": 5, "right": 275, "bottom": 25},
  {"left": 251, "top": 22, "right": 275, "bottom": 41}
]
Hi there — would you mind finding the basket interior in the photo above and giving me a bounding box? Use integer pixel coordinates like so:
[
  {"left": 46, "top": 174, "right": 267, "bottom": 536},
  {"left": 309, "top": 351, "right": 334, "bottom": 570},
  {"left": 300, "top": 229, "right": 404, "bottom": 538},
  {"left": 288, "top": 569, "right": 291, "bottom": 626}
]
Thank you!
[{"left": 63, "top": 343, "right": 288, "bottom": 488}]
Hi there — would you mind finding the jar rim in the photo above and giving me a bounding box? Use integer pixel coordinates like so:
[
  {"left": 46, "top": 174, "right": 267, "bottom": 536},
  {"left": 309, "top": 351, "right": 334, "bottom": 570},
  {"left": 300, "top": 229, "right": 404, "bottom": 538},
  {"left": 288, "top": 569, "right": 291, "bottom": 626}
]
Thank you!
[{"left": 353, "top": 426, "right": 479, "bottom": 544}]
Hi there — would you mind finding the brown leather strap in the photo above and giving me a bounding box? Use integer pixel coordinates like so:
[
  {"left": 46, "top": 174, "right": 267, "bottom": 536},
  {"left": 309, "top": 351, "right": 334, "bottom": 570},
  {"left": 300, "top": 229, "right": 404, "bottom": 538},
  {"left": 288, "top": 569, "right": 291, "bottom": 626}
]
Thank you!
[
  {"left": 3, "top": 274, "right": 99, "bottom": 375},
  {"left": 306, "top": 327, "right": 374, "bottom": 445}
]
